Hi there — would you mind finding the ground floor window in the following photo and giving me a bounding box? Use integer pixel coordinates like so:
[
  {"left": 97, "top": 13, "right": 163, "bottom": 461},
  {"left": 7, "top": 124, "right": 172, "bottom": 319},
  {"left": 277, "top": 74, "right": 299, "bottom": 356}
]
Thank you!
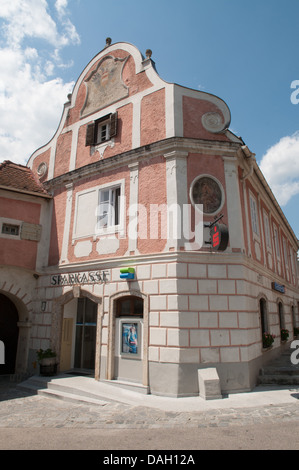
[{"left": 116, "top": 296, "right": 143, "bottom": 318}]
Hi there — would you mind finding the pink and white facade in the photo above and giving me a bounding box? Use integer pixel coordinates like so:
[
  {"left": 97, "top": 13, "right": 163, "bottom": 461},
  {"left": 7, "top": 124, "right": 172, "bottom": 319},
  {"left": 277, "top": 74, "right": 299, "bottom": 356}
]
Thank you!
[
  {"left": 2, "top": 41, "right": 299, "bottom": 396},
  {"left": 0, "top": 161, "right": 52, "bottom": 375}
]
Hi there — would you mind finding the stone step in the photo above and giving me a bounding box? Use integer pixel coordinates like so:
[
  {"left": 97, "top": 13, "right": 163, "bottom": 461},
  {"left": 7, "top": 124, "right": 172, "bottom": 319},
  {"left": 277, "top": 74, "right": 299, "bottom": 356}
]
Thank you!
[
  {"left": 37, "top": 388, "right": 108, "bottom": 406},
  {"left": 261, "top": 366, "right": 299, "bottom": 376},
  {"left": 101, "top": 379, "right": 149, "bottom": 395},
  {"left": 18, "top": 375, "right": 110, "bottom": 406},
  {"left": 18, "top": 374, "right": 150, "bottom": 406},
  {"left": 257, "top": 346, "right": 299, "bottom": 386},
  {"left": 258, "top": 374, "right": 299, "bottom": 385}
]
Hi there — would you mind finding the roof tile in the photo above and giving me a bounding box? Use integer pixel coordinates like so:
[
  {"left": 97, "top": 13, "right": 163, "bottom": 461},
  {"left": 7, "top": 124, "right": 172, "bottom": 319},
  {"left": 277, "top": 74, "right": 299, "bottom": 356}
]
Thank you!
[{"left": 0, "top": 160, "right": 50, "bottom": 196}]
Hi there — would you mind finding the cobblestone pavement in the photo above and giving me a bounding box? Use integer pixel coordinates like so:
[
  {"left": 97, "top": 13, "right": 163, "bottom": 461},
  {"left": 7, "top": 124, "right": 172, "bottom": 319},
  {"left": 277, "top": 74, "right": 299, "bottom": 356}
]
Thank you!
[{"left": 1, "top": 377, "right": 299, "bottom": 430}]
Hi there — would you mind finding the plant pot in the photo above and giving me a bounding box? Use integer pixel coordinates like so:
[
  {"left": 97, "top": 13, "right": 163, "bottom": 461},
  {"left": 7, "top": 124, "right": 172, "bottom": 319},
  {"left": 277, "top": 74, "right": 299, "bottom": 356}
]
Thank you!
[
  {"left": 262, "top": 345, "right": 273, "bottom": 352},
  {"left": 39, "top": 357, "right": 56, "bottom": 366},
  {"left": 39, "top": 357, "right": 57, "bottom": 376}
]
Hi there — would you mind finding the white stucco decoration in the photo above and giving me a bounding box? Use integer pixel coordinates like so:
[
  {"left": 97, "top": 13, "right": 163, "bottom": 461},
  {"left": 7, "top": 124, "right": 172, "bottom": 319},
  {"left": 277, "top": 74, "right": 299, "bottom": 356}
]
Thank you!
[
  {"left": 201, "top": 112, "right": 225, "bottom": 133},
  {"left": 96, "top": 236, "right": 120, "bottom": 255},
  {"left": 37, "top": 162, "right": 48, "bottom": 178},
  {"left": 74, "top": 240, "right": 93, "bottom": 258}
]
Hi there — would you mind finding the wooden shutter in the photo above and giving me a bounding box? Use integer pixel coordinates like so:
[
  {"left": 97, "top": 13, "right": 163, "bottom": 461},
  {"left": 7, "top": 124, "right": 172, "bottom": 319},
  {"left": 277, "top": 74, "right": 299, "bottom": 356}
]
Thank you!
[
  {"left": 110, "top": 112, "right": 118, "bottom": 137},
  {"left": 85, "top": 122, "right": 95, "bottom": 146}
]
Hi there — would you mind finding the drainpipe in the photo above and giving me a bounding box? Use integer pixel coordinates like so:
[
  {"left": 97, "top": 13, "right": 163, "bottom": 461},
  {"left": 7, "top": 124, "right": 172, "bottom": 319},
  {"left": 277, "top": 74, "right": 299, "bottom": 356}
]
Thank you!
[
  {"left": 240, "top": 145, "right": 255, "bottom": 182},
  {"left": 239, "top": 145, "right": 255, "bottom": 257}
]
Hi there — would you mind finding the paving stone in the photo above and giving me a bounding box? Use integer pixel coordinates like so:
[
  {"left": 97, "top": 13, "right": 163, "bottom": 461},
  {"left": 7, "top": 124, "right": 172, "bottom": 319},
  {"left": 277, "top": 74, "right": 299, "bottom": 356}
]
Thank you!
[{"left": 1, "top": 378, "right": 299, "bottom": 430}]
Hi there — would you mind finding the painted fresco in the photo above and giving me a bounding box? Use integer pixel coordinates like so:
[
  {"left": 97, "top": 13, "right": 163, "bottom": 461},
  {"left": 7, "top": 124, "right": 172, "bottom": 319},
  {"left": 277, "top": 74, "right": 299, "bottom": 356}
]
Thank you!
[{"left": 81, "top": 55, "right": 129, "bottom": 116}]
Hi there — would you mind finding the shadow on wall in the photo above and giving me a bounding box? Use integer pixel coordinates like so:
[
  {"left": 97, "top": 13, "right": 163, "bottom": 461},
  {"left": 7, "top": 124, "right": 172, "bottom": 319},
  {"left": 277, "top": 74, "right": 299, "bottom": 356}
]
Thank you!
[{"left": 47, "top": 188, "right": 61, "bottom": 267}]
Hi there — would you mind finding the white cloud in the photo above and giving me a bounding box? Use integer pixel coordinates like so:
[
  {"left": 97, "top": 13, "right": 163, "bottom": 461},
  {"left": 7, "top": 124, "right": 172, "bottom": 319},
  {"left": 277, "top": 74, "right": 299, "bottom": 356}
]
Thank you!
[
  {"left": 0, "top": 0, "right": 80, "bottom": 165},
  {"left": 55, "top": 0, "right": 68, "bottom": 16},
  {"left": 1, "top": 0, "right": 60, "bottom": 48},
  {"left": 259, "top": 132, "right": 299, "bottom": 206}
]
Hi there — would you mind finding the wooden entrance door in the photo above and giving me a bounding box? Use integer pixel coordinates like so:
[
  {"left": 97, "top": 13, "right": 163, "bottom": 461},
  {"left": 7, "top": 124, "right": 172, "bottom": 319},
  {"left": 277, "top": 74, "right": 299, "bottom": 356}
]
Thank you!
[
  {"left": 74, "top": 298, "right": 97, "bottom": 371},
  {"left": 60, "top": 318, "right": 73, "bottom": 371}
]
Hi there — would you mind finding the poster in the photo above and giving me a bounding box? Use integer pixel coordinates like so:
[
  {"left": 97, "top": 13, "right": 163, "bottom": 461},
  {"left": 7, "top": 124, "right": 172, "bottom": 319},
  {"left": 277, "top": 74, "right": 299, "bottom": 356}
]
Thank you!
[{"left": 121, "top": 322, "right": 138, "bottom": 355}]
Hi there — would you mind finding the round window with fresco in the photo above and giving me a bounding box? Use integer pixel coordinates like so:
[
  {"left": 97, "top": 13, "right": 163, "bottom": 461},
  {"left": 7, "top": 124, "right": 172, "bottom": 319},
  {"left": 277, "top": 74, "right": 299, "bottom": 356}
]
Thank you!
[{"left": 191, "top": 175, "right": 224, "bottom": 215}]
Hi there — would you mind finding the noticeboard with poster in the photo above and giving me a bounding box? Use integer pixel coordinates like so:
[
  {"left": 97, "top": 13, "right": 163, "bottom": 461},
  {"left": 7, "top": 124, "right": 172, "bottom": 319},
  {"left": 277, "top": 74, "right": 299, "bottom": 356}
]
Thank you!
[{"left": 120, "top": 320, "right": 142, "bottom": 358}]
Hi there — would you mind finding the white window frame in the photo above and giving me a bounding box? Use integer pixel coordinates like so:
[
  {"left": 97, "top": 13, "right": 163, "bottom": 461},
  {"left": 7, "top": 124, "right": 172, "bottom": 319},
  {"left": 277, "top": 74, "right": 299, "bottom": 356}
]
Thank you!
[
  {"left": 96, "top": 184, "right": 122, "bottom": 235},
  {"left": 282, "top": 237, "right": 288, "bottom": 268},
  {"left": 0, "top": 217, "right": 21, "bottom": 240},
  {"left": 263, "top": 210, "right": 271, "bottom": 249},
  {"left": 273, "top": 224, "right": 280, "bottom": 259},
  {"left": 96, "top": 119, "right": 110, "bottom": 144},
  {"left": 73, "top": 179, "right": 125, "bottom": 241},
  {"left": 249, "top": 192, "right": 259, "bottom": 237},
  {"left": 290, "top": 247, "right": 296, "bottom": 275}
]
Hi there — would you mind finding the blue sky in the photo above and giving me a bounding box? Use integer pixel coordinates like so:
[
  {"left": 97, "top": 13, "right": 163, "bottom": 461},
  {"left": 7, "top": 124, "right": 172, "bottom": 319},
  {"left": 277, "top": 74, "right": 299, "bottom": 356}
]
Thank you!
[{"left": 0, "top": 0, "right": 299, "bottom": 239}]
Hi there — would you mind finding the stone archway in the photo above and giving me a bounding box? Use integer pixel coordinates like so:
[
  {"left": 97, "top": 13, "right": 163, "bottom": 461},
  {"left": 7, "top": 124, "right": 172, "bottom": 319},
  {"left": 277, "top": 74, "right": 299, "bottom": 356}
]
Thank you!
[
  {"left": 0, "top": 289, "right": 32, "bottom": 375},
  {"left": 0, "top": 294, "right": 19, "bottom": 374}
]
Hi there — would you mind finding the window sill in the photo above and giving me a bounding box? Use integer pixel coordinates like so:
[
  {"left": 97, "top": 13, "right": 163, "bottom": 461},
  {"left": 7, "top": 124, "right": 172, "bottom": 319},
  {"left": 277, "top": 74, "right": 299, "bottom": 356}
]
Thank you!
[{"left": 72, "top": 228, "right": 123, "bottom": 244}]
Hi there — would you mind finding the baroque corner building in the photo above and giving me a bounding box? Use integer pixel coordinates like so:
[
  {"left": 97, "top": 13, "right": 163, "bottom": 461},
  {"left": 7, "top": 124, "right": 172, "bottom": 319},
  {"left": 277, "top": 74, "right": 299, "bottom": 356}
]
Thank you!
[{"left": 1, "top": 41, "right": 299, "bottom": 396}]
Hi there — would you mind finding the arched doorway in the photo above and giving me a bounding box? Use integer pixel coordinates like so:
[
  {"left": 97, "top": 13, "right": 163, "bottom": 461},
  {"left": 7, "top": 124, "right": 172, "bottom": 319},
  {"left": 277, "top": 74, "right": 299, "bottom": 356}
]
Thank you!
[
  {"left": 60, "top": 295, "right": 99, "bottom": 374},
  {"left": 0, "top": 294, "right": 19, "bottom": 375},
  {"left": 291, "top": 305, "right": 296, "bottom": 330},
  {"left": 107, "top": 291, "right": 149, "bottom": 387},
  {"left": 74, "top": 297, "right": 98, "bottom": 371},
  {"left": 259, "top": 298, "right": 268, "bottom": 336},
  {"left": 114, "top": 295, "right": 144, "bottom": 383},
  {"left": 278, "top": 301, "right": 285, "bottom": 331}
]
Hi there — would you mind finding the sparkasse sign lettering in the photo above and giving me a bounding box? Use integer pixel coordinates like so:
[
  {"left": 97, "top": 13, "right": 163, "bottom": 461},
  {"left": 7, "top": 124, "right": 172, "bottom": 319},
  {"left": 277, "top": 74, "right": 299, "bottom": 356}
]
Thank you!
[{"left": 51, "top": 270, "right": 109, "bottom": 286}]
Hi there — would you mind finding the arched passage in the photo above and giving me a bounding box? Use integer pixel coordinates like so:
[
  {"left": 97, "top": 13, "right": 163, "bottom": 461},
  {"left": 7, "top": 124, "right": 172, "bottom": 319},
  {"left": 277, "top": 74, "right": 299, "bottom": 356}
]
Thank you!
[{"left": 0, "top": 294, "right": 19, "bottom": 374}]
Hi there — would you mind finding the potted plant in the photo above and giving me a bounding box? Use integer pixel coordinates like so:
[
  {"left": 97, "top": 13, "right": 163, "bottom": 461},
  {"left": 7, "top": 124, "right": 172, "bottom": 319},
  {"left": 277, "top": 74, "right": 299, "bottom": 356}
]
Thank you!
[
  {"left": 36, "top": 348, "right": 57, "bottom": 376},
  {"left": 281, "top": 329, "right": 289, "bottom": 342},
  {"left": 262, "top": 332, "right": 275, "bottom": 349}
]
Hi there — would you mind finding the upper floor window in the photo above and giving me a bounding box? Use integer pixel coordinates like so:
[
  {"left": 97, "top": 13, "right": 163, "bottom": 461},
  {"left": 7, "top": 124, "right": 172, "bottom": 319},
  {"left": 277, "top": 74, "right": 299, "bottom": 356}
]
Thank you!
[
  {"left": 97, "top": 121, "right": 109, "bottom": 143},
  {"left": 97, "top": 186, "right": 121, "bottom": 230},
  {"left": 85, "top": 112, "right": 118, "bottom": 147},
  {"left": 282, "top": 237, "right": 289, "bottom": 268},
  {"left": 263, "top": 211, "right": 271, "bottom": 249},
  {"left": 290, "top": 248, "right": 296, "bottom": 276},
  {"left": 249, "top": 193, "right": 259, "bottom": 236},
  {"left": 73, "top": 179, "right": 124, "bottom": 240},
  {"left": 273, "top": 224, "right": 280, "bottom": 259}
]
